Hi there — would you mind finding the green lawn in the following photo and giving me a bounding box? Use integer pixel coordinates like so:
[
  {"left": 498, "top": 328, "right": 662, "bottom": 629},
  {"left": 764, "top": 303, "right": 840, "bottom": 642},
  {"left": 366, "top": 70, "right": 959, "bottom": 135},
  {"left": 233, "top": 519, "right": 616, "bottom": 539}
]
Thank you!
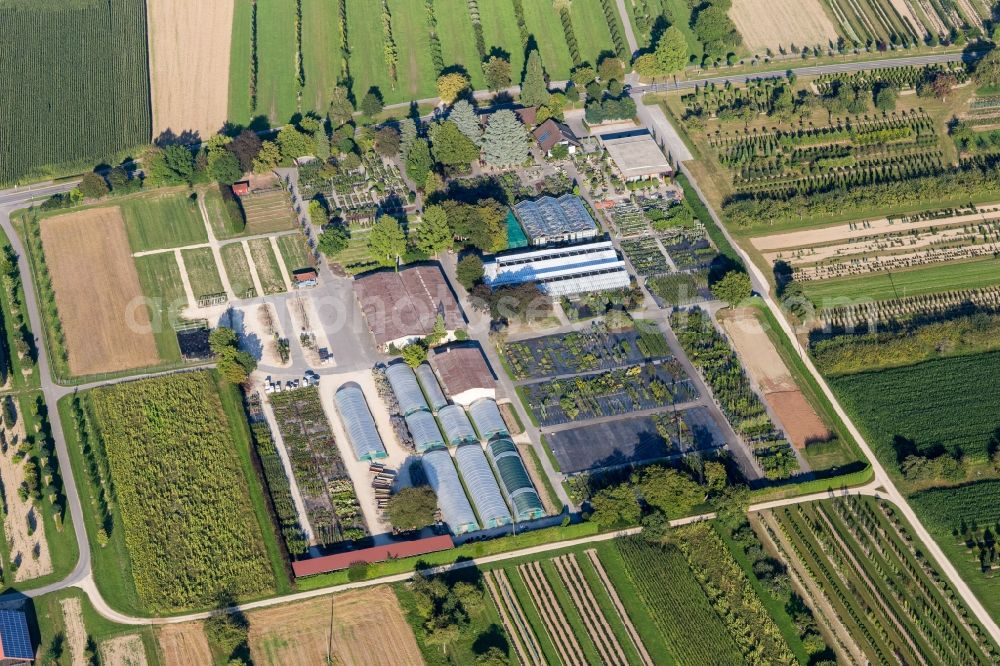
[
  {"left": 477, "top": 1, "right": 527, "bottom": 85},
  {"left": 247, "top": 238, "right": 287, "bottom": 294},
  {"left": 346, "top": 0, "right": 392, "bottom": 104},
  {"left": 220, "top": 242, "right": 256, "bottom": 299},
  {"left": 570, "top": 0, "right": 625, "bottom": 67},
  {"left": 521, "top": 0, "right": 574, "bottom": 79},
  {"left": 118, "top": 191, "right": 207, "bottom": 253},
  {"left": 437, "top": 0, "right": 486, "bottom": 89},
  {"left": 202, "top": 186, "right": 244, "bottom": 239},
  {"left": 301, "top": 0, "right": 342, "bottom": 115},
  {"left": 255, "top": 0, "right": 299, "bottom": 123},
  {"left": 180, "top": 247, "right": 225, "bottom": 299},
  {"left": 387, "top": 0, "right": 440, "bottom": 101},
  {"left": 133, "top": 253, "right": 185, "bottom": 362},
  {"left": 801, "top": 256, "right": 1000, "bottom": 306},
  {"left": 277, "top": 233, "right": 314, "bottom": 273},
  {"left": 228, "top": 0, "right": 254, "bottom": 125}
]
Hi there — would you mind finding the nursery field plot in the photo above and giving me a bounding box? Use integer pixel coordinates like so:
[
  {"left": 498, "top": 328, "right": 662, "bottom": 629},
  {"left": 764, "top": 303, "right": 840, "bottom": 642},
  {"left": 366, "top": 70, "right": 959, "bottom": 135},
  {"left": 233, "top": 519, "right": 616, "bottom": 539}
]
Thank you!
[
  {"left": 547, "top": 406, "right": 723, "bottom": 474},
  {"left": 180, "top": 248, "right": 224, "bottom": 300},
  {"left": 277, "top": 233, "right": 315, "bottom": 273},
  {"left": 477, "top": 1, "right": 527, "bottom": 83},
  {"left": 729, "top": 0, "right": 838, "bottom": 53},
  {"left": 568, "top": 0, "right": 628, "bottom": 67},
  {"left": 119, "top": 191, "right": 208, "bottom": 252},
  {"left": 220, "top": 242, "right": 256, "bottom": 299},
  {"left": 830, "top": 351, "right": 1000, "bottom": 488},
  {"left": 247, "top": 238, "right": 287, "bottom": 295},
  {"left": 38, "top": 208, "right": 160, "bottom": 377},
  {"left": 386, "top": 0, "right": 439, "bottom": 100},
  {"left": 662, "top": 230, "right": 716, "bottom": 271},
  {"left": 520, "top": 0, "right": 574, "bottom": 79},
  {"left": 436, "top": 0, "right": 487, "bottom": 90},
  {"left": 228, "top": 0, "right": 254, "bottom": 123},
  {"left": 483, "top": 569, "right": 546, "bottom": 666},
  {"left": 89, "top": 372, "right": 275, "bottom": 612},
  {"left": 255, "top": 0, "right": 298, "bottom": 123},
  {"left": 133, "top": 253, "right": 187, "bottom": 362},
  {"left": 269, "top": 387, "right": 364, "bottom": 545},
  {"left": 621, "top": 237, "right": 671, "bottom": 277},
  {"left": 766, "top": 497, "right": 997, "bottom": 665},
  {"left": 521, "top": 361, "right": 697, "bottom": 427},
  {"left": 249, "top": 587, "right": 421, "bottom": 666},
  {"left": 502, "top": 321, "right": 672, "bottom": 380},
  {"left": 241, "top": 190, "right": 298, "bottom": 234},
  {"left": 646, "top": 271, "right": 710, "bottom": 307},
  {"left": 345, "top": 0, "right": 392, "bottom": 104},
  {"left": 608, "top": 201, "right": 650, "bottom": 236},
  {"left": 301, "top": 0, "right": 343, "bottom": 115}
]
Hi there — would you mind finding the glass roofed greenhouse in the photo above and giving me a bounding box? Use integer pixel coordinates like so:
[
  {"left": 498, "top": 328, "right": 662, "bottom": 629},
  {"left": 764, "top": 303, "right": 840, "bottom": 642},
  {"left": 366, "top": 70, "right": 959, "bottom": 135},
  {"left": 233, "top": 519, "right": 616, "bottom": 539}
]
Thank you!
[
  {"left": 439, "top": 405, "right": 478, "bottom": 446},
  {"left": 334, "top": 384, "right": 388, "bottom": 461},
  {"left": 386, "top": 363, "right": 428, "bottom": 416},
  {"left": 468, "top": 398, "right": 509, "bottom": 441},
  {"left": 423, "top": 448, "right": 479, "bottom": 535},
  {"left": 487, "top": 437, "right": 545, "bottom": 521},
  {"left": 454, "top": 444, "right": 512, "bottom": 528},
  {"left": 405, "top": 410, "right": 446, "bottom": 453},
  {"left": 415, "top": 363, "right": 448, "bottom": 411}
]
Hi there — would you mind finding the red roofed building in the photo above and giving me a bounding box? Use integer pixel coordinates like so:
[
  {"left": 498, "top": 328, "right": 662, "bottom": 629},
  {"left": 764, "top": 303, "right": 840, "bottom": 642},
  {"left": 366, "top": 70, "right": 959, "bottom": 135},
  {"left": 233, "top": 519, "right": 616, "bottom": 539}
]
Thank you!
[
  {"left": 232, "top": 180, "right": 250, "bottom": 196},
  {"left": 430, "top": 343, "right": 497, "bottom": 406},
  {"left": 291, "top": 535, "right": 454, "bottom": 577}
]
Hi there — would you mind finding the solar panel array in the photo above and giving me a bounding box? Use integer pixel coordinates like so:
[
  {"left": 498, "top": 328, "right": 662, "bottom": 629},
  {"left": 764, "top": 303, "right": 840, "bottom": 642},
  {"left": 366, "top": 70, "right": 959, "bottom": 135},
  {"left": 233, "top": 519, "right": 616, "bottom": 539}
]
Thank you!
[{"left": 0, "top": 609, "right": 33, "bottom": 660}]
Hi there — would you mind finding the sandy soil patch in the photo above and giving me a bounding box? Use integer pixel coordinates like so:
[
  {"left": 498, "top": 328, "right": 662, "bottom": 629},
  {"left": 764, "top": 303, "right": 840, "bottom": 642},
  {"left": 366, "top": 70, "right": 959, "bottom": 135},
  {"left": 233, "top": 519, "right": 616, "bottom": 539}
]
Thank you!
[
  {"left": 317, "top": 371, "right": 413, "bottom": 538},
  {"left": 40, "top": 207, "right": 160, "bottom": 376},
  {"left": 148, "top": 0, "right": 234, "bottom": 140},
  {"left": 889, "top": 0, "right": 928, "bottom": 36},
  {"left": 0, "top": 402, "right": 52, "bottom": 581},
  {"left": 248, "top": 586, "right": 422, "bottom": 666},
  {"left": 99, "top": 634, "right": 148, "bottom": 666},
  {"left": 720, "top": 309, "right": 829, "bottom": 448},
  {"left": 729, "top": 0, "right": 838, "bottom": 52},
  {"left": 60, "top": 598, "right": 87, "bottom": 666},
  {"left": 220, "top": 303, "right": 290, "bottom": 367},
  {"left": 157, "top": 622, "right": 212, "bottom": 666},
  {"left": 289, "top": 295, "right": 332, "bottom": 365}
]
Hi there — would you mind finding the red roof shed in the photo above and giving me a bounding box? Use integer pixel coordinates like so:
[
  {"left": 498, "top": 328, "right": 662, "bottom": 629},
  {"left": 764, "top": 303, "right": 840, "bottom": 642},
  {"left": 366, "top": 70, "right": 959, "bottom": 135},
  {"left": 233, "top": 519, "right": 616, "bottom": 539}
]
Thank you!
[{"left": 291, "top": 535, "right": 455, "bottom": 577}]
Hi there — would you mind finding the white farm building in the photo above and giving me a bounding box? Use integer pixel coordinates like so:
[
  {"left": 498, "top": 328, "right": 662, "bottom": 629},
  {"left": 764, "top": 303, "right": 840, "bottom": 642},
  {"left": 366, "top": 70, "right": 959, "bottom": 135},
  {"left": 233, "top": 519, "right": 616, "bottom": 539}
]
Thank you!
[{"left": 483, "top": 240, "right": 631, "bottom": 296}]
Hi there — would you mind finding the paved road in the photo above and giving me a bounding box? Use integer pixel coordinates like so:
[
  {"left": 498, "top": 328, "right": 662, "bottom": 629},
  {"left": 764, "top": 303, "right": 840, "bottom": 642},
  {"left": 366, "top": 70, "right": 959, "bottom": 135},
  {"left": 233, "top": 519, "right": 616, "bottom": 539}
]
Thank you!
[{"left": 675, "top": 161, "right": 1000, "bottom": 646}]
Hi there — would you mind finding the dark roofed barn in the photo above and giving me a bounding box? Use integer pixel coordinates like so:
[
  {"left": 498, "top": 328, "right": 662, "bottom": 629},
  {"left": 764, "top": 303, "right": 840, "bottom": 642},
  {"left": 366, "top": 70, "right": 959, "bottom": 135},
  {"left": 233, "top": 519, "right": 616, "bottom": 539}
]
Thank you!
[
  {"left": 532, "top": 119, "right": 580, "bottom": 155},
  {"left": 430, "top": 343, "right": 497, "bottom": 406}
]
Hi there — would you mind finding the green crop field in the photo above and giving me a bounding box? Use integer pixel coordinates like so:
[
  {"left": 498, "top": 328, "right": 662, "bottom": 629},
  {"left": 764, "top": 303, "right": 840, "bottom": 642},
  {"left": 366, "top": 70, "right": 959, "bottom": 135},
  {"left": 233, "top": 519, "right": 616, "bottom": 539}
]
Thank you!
[
  {"left": 345, "top": 0, "right": 392, "bottom": 104},
  {"left": 387, "top": 0, "right": 439, "bottom": 101},
  {"left": 88, "top": 372, "right": 276, "bottom": 612},
  {"left": 247, "top": 238, "right": 287, "bottom": 294},
  {"left": 570, "top": 0, "right": 626, "bottom": 67},
  {"left": 436, "top": 0, "right": 486, "bottom": 89},
  {"left": 801, "top": 257, "right": 1000, "bottom": 305},
  {"left": 0, "top": 0, "right": 150, "bottom": 185},
  {"left": 119, "top": 191, "right": 208, "bottom": 253},
  {"left": 133, "top": 253, "right": 186, "bottom": 362},
  {"left": 228, "top": 0, "right": 255, "bottom": 124},
  {"left": 478, "top": 1, "right": 527, "bottom": 83},
  {"left": 220, "top": 242, "right": 256, "bottom": 299},
  {"left": 830, "top": 351, "right": 1000, "bottom": 486},
  {"left": 277, "top": 233, "right": 314, "bottom": 273},
  {"left": 301, "top": 0, "right": 343, "bottom": 114},
  {"left": 180, "top": 248, "right": 224, "bottom": 299},
  {"left": 521, "top": 0, "right": 573, "bottom": 78},
  {"left": 256, "top": 0, "right": 299, "bottom": 123}
]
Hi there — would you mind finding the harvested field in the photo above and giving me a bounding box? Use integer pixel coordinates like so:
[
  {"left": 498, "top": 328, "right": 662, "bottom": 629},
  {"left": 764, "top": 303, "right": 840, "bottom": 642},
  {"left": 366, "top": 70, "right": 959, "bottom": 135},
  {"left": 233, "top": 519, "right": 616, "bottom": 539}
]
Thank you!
[
  {"left": 40, "top": 207, "right": 159, "bottom": 376},
  {"left": 729, "top": 0, "right": 838, "bottom": 52},
  {"left": 241, "top": 190, "right": 298, "bottom": 234},
  {"left": 148, "top": 0, "right": 234, "bottom": 139},
  {"left": 60, "top": 598, "right": 87, "bottom": 666},
  {"left": 720, "top": 309, "right": 829, "bottom": 448},
  {"left": 99, "top": 634, "right": 148, "bottom": 666},
  {"left": 157, "top": 622, "right": 212, "bottom": 666},
  {"left": 0, "top": 401, "right": 52, "bottom": 581},
  {"left": 247, "top": 239, "right": 286, "bottom": 295},
  {"left": 248, "top": 586, "right": 421, "bottom": 666}
]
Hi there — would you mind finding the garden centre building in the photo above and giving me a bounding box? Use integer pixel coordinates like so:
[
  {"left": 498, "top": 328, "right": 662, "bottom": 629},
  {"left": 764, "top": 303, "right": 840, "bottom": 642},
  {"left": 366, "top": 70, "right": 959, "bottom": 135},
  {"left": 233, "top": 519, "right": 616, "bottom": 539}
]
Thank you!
[
  {"left": 483, "top": 240, "right": 631, "bottom": 296},
  {"left": 512, "top": 194, "right": 599, "bottom": 245},
  {"left": 596, "top": 129, "right": 673, "bottom": 181}
]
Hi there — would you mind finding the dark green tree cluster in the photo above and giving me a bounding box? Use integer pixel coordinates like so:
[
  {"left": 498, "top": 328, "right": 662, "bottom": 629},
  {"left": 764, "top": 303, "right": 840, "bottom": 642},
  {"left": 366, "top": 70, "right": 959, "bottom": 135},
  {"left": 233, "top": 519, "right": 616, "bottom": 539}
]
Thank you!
[
  {"left": 387, "top": 485, "right": 438, "bottom": 530},
  {"left": 209, "top": 327, "right": 256, "bottom": 385},
  {"left": 410, "top": 572, "right": 497, "bottom": 657}
]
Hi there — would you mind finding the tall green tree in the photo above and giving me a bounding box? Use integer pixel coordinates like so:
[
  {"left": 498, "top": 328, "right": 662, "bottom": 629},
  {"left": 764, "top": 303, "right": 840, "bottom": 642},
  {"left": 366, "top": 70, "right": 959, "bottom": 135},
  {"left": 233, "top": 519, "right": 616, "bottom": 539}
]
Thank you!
[
  {"left": 482, "top": 109, "right": 530, "bottom": 167},
  {"left": 208, "top": 151, "right": 242, "bottom": 184},
  {"left": 414, "top": 205, "right": 453, "bottom": 255},
  {"left": 147, "top": 145, "right": 195, "bottom": 185},
  {"left": 429, "top": 121, "right": 480, "bottom": 168},
  {"left": 398, "top": 118, "right": 418, "bottom": 157},
  {"left": 483, "top": 55, "right": 512, "bottom": 91},
  {"left": 78, "top": 172, "right": 109, "bottom": 199},
  {"left": 520, "top": 49, "right": 549, "bottom": 107},
  {"left": 328, "top": 85, "right": 355, "bottom": 127},
  {"left": 655, "top": 26, "right": 689, "bottom": 74},
  {"left": 405, "top": 138, "right": 433, "bottom": 186},
  {"left": 974, "top": 47, "right": 1000, "bottom": 88},
  {"left": 448, "top": 100, "right": 482, "bottom": 146},
  {"left": 360, "top": 90, "right": 384, "bottom": 118},
  {"left": 711, "top": 270, "right": 752, "bottom": 307},
  {"left": 276, "top": 126, "right": 313, "bottom": 160},
  {"left": 387, "top": 486, "right": 437, "bottom": 530},
  {"left": 368, "top": 215, "right": 406, "bottom": 267}
]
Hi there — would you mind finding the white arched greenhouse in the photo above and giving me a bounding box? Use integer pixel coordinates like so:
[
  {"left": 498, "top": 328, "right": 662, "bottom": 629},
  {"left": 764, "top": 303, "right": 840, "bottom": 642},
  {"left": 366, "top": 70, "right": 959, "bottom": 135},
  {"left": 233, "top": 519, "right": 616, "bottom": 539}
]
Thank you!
[
  {"left": 334, "top": 383, "right": 388, "bottom": 461},
  {"left": 422, "top": 448, "right": 479, "bottom": 535},
  {"left": 454, "top": 443, "right": 512, "bottom": 528},
  {"left": 487, "top": 437, "right": 545, "bottom": 522},
  {"left": 468, "top": 398, "right": 509, "bottom": 441},
  {"left": 386, "top": 363, "right": 428, "bottom": 416},
  {"left": 438, "top": 404, "right": 478, "bottom": 446},
  {"left": 405, "top": 410, "right": 446, "bottom": 453}
]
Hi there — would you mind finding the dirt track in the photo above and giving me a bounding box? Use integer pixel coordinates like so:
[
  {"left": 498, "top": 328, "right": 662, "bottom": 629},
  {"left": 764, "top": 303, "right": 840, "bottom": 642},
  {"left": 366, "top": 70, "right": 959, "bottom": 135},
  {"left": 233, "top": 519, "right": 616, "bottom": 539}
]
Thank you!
[
  {"left": 40, "top": 207, "right": 160, "bottom": 375},
  {"left": 147, "top": 0, "right": 234, "bottom": 139},
  {"left": 60, "top": 598, "right": 87, "bottom": 666},
  {"left": 729, "top": 0, "right": 838, "bottom": 52},
  {"left": 247, "top": 586, "right": 422, "bottom": 666}
]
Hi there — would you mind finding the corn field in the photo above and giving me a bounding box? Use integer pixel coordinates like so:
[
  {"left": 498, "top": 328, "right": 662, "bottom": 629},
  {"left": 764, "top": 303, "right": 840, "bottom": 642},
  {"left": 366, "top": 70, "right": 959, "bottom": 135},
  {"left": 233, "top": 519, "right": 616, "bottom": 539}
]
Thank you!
[{"left": 0, "top": 0, "right": 151, "bottom": 185}]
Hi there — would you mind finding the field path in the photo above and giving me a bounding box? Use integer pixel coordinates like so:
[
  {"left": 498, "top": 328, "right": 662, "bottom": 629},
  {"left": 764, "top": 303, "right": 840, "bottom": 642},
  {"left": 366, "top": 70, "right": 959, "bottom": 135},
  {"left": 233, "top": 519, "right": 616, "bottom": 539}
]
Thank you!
[
  {"left": 197, "top": 193, "right": 236, "bottom": 301},
  {"left": 242, "top": 240, "right": 267, "bottom": 299},
  {"left": 60, "top": 597, "right": 88, "bottom": 666},
  {"left": 269, "top": 236, "right": 294, "bottom": 291},
  {"left": 172, "top": 249, "right": 197, "bottom": 311}
]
